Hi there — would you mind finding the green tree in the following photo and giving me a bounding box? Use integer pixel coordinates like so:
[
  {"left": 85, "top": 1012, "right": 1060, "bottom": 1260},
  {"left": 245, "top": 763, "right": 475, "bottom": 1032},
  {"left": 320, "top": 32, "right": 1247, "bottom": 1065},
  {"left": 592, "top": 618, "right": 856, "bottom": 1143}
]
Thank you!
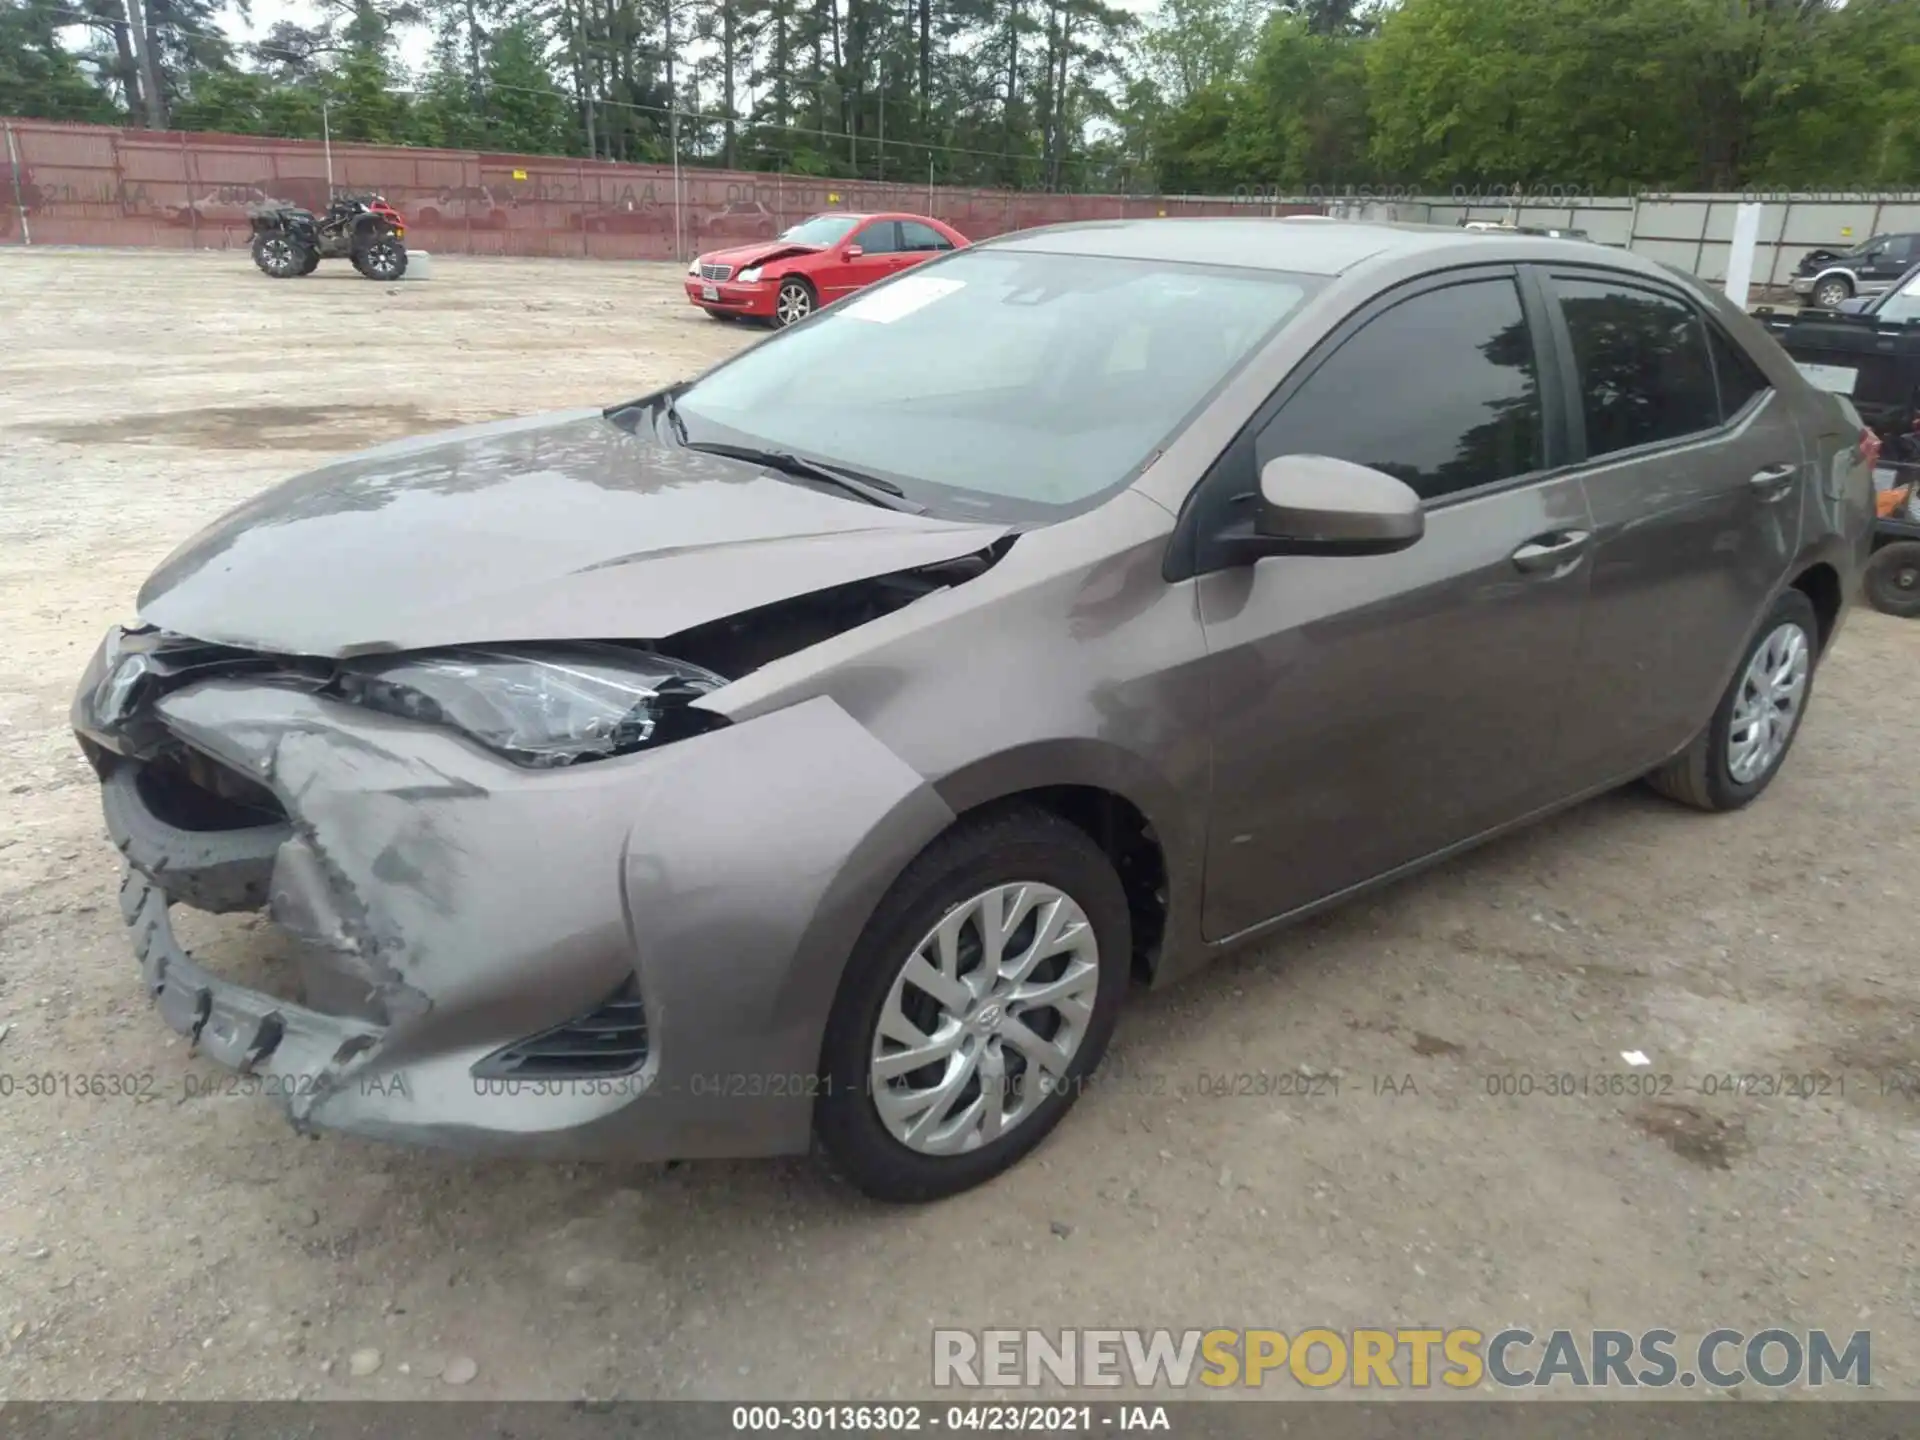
[
  {"left": 0, "top": 0, "right": 124, "bottom": 121},
  {"left": 328, "top": 0, "right": 413, "bottom": 142},
  {"left": 481, "top": 20, "right": 573, "bottom": 151},
  {"left": 1137, "top": 0, "right": 1256, "bottom": 105}
]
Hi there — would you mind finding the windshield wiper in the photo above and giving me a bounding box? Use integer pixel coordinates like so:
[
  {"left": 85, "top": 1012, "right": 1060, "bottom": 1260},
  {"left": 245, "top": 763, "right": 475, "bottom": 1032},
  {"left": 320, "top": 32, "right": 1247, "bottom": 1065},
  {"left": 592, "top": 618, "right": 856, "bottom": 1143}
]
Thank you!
[
  {"left": 681, "top": 439, "right": 925, "bottom": 513},
  {"left": 662, "top": 389, "right": 690, "bottom": 445}
]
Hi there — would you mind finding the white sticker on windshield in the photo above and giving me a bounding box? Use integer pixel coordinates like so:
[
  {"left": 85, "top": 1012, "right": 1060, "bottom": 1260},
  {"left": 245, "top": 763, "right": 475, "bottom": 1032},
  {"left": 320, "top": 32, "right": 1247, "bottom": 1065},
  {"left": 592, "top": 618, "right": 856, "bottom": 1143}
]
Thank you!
[{"left": 842, "top": 275, "right": 965, "bottom": 324}]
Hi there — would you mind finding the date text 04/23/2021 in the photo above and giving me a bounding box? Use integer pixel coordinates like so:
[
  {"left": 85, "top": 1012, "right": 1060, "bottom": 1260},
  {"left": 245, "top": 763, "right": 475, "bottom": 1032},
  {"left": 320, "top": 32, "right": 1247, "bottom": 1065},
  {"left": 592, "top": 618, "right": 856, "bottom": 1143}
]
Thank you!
[{"left": 729, "top": 1405, "right": 1170, "bottom": 1432}]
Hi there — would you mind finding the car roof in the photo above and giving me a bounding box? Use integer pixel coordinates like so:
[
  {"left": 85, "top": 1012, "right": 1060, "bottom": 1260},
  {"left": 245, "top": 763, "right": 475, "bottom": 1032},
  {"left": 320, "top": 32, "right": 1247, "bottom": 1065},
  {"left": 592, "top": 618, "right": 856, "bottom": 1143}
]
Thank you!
[{"left": 986, "top": 216, "right": 1627, "bottom": 277}]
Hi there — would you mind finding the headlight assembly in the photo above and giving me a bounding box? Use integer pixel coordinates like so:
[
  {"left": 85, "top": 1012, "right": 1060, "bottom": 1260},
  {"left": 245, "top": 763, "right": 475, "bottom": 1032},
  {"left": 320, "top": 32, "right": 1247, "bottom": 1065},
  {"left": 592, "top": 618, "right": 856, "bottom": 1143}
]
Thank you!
[
  {"left": 686, "top": 259, "right": 701, "bottom": 276},
  {"left": 739, "top": 266, "right": 763, "bottom": 283},
  {"left": 330, "top": 644, "right": 727, "bottom": 768}
]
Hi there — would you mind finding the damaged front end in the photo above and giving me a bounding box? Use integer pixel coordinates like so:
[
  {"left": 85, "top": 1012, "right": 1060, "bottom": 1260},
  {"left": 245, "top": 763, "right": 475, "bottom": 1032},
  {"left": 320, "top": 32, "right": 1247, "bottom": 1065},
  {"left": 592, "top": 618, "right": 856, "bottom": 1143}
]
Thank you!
[
  {"left": 72, "top": 546, "right": 993, "bottom": 1158},
  {"left": 73, "top": 626, "right": 713, "bottom": 1146}
]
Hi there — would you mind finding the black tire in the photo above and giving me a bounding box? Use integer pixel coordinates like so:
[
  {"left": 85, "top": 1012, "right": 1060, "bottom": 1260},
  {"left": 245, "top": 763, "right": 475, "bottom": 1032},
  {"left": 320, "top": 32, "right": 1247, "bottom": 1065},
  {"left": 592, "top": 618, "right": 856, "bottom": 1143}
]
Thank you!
[
  {"left": 773, "top": 277, "right": 816, "bottom": 328},
  {"left": 250, "top": 233, "right": 310, "bottom": 278},
  {"left": 1644, "top": 588, "right": 1821, "bottom": 812},
  {"left": 353, "top": 236, "right": 408, "bottom": 281},
  {"left": 814, "top": 805, "right": 1131, "bottom": 1203},
  {"left": 1864, "top": 540, "right": 1920, "bottom": 617},
  {"left": 1812, "top": 275, "right": 1853, "bottom": 310}
]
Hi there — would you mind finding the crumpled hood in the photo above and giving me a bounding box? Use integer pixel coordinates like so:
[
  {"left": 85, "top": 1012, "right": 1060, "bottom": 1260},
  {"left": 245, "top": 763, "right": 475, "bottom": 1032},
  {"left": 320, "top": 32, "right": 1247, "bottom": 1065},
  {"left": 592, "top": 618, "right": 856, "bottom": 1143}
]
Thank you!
[
  {"left": 137, "top": 409, "right": 1007, "bottom": 658},
  {"left": 1798, "top": 248, "right": 1854, "bottom": 274},
  {"left": 699, "top": 240, "right": 821, "bottom": 271}
]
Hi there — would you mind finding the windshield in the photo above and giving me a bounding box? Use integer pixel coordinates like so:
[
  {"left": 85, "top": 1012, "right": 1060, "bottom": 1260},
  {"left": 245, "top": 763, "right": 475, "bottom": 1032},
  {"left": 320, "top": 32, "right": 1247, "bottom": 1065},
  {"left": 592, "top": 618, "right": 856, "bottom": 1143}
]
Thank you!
[
  {"left": 778, "top": 214, "right": 862, "bottom": 247},
  {"left": 672, "top": 249, "right": 1318, "bottom": 520},
  {"left": 1879, "top": 271, "right": 1920, "bottom": 324}
]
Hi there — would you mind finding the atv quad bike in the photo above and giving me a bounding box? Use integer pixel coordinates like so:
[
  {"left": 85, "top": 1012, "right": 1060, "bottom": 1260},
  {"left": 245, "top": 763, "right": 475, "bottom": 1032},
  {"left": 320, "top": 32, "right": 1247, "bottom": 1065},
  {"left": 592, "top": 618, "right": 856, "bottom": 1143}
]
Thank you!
[{"left": 249, "top": 193, "right": 408, "bottom": 281}]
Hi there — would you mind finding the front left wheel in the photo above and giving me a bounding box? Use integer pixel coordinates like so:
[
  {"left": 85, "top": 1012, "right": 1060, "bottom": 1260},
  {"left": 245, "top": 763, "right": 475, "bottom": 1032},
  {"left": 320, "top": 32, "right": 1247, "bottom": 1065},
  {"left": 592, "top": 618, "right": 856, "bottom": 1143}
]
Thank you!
[
  {"left": 353, "top": 237, "right": 407, "bottom": 281},
  {"left": 774, "top": 277, "right": 815, "bottom": 327},
  {"left": 1812, "top": 275, "right": 1853, "bottom": 310},
  {"left": 815, "top": 806, "right": 1130, "bottom": 1203}
]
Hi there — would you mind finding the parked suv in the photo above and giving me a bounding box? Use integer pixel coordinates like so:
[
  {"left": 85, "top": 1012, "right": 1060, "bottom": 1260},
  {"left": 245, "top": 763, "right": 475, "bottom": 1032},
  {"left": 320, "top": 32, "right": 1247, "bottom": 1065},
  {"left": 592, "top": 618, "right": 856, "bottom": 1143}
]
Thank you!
[{"left": 1792, "top": 232, "right": 1920, "bottom": 310}]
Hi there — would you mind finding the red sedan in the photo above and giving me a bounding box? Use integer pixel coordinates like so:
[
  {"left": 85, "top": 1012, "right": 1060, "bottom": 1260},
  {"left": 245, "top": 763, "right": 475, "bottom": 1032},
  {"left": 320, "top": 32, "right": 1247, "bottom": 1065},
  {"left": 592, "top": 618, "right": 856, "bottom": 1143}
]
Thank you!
[{"left": 685, "top": 211, "right": 969, "bottom": 327}]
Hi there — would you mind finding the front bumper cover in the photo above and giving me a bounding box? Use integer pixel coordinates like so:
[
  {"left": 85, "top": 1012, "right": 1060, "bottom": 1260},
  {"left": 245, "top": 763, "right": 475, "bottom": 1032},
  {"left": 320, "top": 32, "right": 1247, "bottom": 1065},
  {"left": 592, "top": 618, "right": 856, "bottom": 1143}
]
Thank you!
[
  {"left": 684, "top": 276, "right": 775, "bottom": 315},
  {"left": 78, "top": 631, "right": 955, "bottom": 1160}
]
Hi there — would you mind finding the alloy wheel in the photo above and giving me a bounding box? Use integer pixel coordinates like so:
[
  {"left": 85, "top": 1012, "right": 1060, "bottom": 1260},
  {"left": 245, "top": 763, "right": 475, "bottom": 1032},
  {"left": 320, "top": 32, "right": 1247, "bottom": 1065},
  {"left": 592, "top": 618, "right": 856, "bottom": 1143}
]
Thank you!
[
  {"left": 869, "top": 882, "right": 1100, "bottom": 1156},
  {"left": 1726, "top": 622, "right": 1811, "bottom": 784},
  {"left": 1813, "top": 278, "right": 1850, "bottom": 310},
  {"left": 776, "top": 282, "right": 813, "bottom": 326},
  {"left": 260, "top": 237, "right": 296, "bottom": 276},
  {"left": 361, "top": 242, "right": 403, "bottom": 280}
]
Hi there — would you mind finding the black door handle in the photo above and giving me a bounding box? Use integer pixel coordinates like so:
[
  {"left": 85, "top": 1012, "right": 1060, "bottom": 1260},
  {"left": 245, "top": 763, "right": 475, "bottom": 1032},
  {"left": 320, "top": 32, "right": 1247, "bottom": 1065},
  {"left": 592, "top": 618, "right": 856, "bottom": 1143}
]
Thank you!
[{"left": 1511, "top": 530, "right": 1591, "bottom": 574}]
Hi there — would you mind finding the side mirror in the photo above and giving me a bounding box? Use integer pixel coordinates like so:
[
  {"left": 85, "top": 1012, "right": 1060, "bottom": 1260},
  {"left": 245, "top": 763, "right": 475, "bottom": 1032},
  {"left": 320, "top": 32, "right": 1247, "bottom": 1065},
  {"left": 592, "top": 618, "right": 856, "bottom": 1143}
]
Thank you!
[
  {"left": 1223, "top": 454, "right": 1425, "bottom": 561},
  {"left": 843, "top": 244, "right": 863, "bottom": 259}
]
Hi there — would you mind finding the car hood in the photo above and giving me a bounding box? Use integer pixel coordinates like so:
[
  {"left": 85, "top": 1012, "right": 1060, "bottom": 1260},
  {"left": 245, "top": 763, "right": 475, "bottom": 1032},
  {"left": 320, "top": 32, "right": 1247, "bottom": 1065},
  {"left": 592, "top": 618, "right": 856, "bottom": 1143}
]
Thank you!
[
  {"left": 136, "top": 409, "right": 1008, "bottom": 658},
  {"left": 700, "top": 240, "right": 823, "bottom": 270}
]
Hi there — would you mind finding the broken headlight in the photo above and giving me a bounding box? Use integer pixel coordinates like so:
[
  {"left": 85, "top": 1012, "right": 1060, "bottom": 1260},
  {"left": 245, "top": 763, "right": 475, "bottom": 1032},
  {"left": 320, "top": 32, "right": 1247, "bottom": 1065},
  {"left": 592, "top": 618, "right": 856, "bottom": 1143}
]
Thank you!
[{"left": 331, "top": 645, "right": 726, "bottom": 768}]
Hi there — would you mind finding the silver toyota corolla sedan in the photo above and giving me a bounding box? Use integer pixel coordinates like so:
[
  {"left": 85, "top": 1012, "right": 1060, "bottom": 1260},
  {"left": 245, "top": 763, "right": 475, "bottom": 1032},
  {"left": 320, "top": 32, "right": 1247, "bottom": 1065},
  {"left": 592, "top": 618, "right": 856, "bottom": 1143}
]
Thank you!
[{"left": 75, "top": 219, "right": 1874, "bottom": 1201}]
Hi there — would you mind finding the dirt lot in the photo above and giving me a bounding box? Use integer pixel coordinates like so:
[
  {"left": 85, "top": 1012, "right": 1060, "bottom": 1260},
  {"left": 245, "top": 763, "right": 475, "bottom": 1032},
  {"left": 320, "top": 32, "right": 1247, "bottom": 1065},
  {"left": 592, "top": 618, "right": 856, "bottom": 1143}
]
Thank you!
[{"left": 0, "top": 248, "right": 1917, "bottom": 1402}]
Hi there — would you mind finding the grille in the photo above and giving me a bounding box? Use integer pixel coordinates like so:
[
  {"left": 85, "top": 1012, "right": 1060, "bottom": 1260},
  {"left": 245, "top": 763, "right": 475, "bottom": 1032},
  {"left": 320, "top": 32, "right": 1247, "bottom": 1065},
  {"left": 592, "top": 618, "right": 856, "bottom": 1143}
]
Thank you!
[
  {"left": 700, "top": 262, "right": 733, "bottom": 282},
  {"left": 471, "top": 977, "right": 649, "bottom": 1079}
]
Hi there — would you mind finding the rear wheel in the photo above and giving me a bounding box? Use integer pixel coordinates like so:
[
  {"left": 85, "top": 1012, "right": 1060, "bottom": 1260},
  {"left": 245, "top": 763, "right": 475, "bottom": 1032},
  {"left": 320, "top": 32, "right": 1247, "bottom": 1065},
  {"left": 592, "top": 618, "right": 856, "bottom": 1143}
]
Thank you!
[
  {"left": 250, "top": 234, "right": 310, "bottom": 278},
  {"left": 815, "top": 806, "right": 1130, "bottom": 1203},
  {"left": 353, "top": 236, "right": 407, "bottom": 281},
  {"left": 1865, "top": 540, "right": 1920, "bottom": 617},
  {"left": 1644, "top": 588, "right": 1819, "bottom": 811},
  {"left": 774, "top": 277, "right": 815, "bottom": 328}
]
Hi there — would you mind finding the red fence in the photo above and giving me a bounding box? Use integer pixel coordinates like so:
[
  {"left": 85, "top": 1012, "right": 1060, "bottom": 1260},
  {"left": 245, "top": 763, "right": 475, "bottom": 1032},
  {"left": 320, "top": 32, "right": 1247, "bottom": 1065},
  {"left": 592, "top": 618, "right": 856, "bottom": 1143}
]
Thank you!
[{"left": 0, "top": 118, "right": 1319, "bottom": 259}]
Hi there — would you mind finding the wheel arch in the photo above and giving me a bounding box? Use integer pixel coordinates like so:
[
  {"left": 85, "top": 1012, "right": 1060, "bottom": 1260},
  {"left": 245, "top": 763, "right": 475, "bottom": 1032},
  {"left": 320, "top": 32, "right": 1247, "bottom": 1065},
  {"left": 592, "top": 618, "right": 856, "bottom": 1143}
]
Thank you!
[
  {"left": 1789, "top": 559, "right": 1844, "bottom": 652},
  {"left": 931, "top": 742, "right": 1197, "bottom": 984}
]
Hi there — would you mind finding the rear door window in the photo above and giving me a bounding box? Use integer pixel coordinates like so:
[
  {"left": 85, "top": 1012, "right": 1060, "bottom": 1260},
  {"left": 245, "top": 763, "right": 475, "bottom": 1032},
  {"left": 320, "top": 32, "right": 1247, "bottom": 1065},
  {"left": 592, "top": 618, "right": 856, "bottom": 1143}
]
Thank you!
[
  {"left": 898, "top": 220, "right": 952, "bottom": 252},
  {"left": 1549, "top": 277, "right": 1721, "bottom": 458},
  {"left": 1706, "top": 324, "right": 1772, "bottom": 420}
]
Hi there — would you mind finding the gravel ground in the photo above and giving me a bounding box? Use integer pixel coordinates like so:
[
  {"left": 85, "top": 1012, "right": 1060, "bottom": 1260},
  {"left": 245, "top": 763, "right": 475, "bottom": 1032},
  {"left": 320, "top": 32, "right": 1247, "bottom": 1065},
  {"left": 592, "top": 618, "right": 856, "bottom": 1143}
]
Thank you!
[{"left": 0, "top": 248, "right": 1916, "bottom": 1403}]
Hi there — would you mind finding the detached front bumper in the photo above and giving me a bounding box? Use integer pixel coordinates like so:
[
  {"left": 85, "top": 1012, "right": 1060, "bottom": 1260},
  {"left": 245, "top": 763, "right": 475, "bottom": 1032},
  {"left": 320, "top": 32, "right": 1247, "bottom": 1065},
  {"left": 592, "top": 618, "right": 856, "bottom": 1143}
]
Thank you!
[
  {"left": 684, "top": 276, "right": 775, "bottom": 316},
  {"left": 75, "top": 629, "right": 953, "bottom": 1160}
]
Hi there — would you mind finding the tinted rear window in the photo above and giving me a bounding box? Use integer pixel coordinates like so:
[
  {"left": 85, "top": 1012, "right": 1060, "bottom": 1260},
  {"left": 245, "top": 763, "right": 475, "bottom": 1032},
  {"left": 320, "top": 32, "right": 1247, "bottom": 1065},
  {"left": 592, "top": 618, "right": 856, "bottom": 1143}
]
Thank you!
[{"left": 1552, "top": 277, "right": 1720, "bottom": 457}]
